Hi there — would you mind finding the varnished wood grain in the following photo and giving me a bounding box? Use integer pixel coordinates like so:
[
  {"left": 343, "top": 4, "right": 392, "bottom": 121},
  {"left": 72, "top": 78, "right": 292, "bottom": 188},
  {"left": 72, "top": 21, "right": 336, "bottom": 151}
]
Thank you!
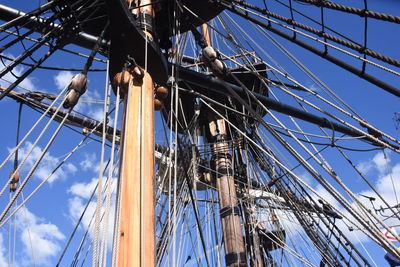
[{"left": 118, "top": 71, "right": 155, "bottom": 267}]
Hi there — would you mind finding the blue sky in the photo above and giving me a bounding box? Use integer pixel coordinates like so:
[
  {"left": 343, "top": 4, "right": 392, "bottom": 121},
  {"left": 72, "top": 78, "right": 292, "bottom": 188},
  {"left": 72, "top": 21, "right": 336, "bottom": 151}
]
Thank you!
[{"left": 0, "top": 0, "right": 399, "bottom": 266}]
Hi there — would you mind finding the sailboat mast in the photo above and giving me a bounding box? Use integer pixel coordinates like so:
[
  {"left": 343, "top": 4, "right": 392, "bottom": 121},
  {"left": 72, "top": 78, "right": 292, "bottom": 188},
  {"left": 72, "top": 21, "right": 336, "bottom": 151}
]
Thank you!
[
  {"left": 202, "top": 24, "right": 247, "bottom": 267},
  {"left": 117, "top": 1, "right": 156, "bottom": 266},
  {"left": 208, "top": 111, "right": 247, "bottom": 267},
  {"left": 117, "top": 71, "right": 155, "bottom": 267}
]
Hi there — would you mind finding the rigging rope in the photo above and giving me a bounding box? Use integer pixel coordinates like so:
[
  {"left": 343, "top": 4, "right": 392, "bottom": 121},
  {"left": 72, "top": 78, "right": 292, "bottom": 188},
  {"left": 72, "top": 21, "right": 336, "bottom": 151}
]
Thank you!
[
  {"left": 201, "top": 98, "right": 371, "bottom": 265},
  {"left": 176, "top": 4, "right": 400, "bottom": 262},
  {"left": 0, "top": 107, "right": 73, "bottom": 223},
  {"left": 231, "top": 0, "right": 400, "bottom": 68},
  {"left": 219, "top": 2, "right": 400, "bottom": 97},
  {"left": 92, "top": 60, "right": 111, "bottom": 267},
  {"left": 0, "top": 113, "right": 113, "bottom": 228},
  {"left": 212, "top": 67, "right": 400, "bottom": 256},
  {"left": 99, "top": 82, "right": 120, "bottom": 267},
  {"left": 294, "top": 0, "right": 400, "bottom": 24},
  {"left": 0, "top": 85, "right": 69, "bottom": 198},
  {"left": 227, "top": 2, "right": 400, "bottom": 77}
]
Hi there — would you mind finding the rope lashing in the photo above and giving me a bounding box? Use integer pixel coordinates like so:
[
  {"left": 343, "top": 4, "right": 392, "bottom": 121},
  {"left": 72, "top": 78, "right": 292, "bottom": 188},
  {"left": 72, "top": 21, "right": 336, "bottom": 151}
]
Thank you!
[{"left": 113, "top": 55, "right": 145, "bottom": 96}]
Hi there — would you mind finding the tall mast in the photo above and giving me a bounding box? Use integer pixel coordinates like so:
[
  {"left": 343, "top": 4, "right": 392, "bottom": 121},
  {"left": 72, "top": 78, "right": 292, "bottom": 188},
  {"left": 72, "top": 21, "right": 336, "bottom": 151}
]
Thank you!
[
  {"left": 208, "top": 112, "right": 247, "bottom": 267},
  {"left": 117, "top": 1, "right": 155, "bottom": 266},
  {"left": 203, "top": 24, "right": 247, "bottom": 267}
]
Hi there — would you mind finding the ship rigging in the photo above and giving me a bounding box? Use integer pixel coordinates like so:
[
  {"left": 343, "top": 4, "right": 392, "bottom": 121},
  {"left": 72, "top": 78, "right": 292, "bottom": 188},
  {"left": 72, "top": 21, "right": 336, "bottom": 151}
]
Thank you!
[{"left": 0, "top": 0, "right": 399, "bottom": 266}]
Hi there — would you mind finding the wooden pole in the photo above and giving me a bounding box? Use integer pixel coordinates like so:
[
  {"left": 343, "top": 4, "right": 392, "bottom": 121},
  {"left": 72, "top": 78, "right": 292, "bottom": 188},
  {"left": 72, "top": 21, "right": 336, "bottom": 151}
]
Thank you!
[
  {"left": 203, "top": 22, "right": 246, "bottom": 267},
  {"left": 117, "top": 1, "right": 155, "bottom": 266},
  {"left": 202, "top": 24, "right": 211, "bottom": 47},
  {"left": 208, "top": 111, "right": 247, "bottom": 267},
  {"left": 118, "top": 71, "right": 155, "bottom": 267}
]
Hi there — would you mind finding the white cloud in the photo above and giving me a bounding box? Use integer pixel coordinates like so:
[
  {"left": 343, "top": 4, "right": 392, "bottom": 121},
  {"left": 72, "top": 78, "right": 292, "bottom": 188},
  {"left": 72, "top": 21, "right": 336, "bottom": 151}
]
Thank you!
[
  {"left": 68, "top": 177, "right": 98, "bottom": 199},
  {"left": 73, "top": 88, "right": 103, "bottom": 116},
  {"left": 68, "top": 177, "right": 117, "bottom": 203},
  {"left": 88, "top": 107, "right": 106, "bottom": 122},
  {"left": 80, "top": 153, "right": 99, "bottom": 173},
  {"left": 313, "top": 184, "right": 371, "bottom": 244},
  {"left": 357, "top": 161, "right": 374, "bottom": 174},
  {"left": 54, "top": 71, "right": 74, "bottom": 90},
  {"left": 373, "top": 152, "right": 390, "bottom": 174},
  {"left": 357, "top": 151, "right": 390, "bottom": 175},
  {"left": 314, "top": 184, "right": 340, "bottom": 207},
  {"left": 308, "top": 83, "right": 321, "bottom": 92},
  {"left": 16, "top": 207, "right": 65, "bottom": 266},
  {"left": 299, "top": 172, "right": 313, "bottom": 186},
  {"left": 309, "top": 151, "right": 400, "bottom": 244},
  {"left": 67, "top": 196, "right": 96, "bottom": 229},
  {"left": 359, "top": 162, "right": 400, "bottom": 209},
  {"left": 256, "top": 163, "right": 385, "bottom": 247},
  {"left": 0, "top": 53, "right": 37, "bottom": 91},
  {"left": 9, "top": 141, "right": 77, "bottom": 183},
  {"left": 0, "top": 233, "right": 7, "bottom": 267},
  {"left": 67, "top": 177, "right": 117, "bottom": 251}
]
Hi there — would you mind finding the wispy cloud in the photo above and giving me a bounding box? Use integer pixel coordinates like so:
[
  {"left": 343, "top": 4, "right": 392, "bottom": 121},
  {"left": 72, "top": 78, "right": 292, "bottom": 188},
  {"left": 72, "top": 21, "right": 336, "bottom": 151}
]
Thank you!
[
  {"left": 357, "top": 152, "right": 391, "bottom": 175},
  {"left": 16, "top": 207, "right": 65, "bottom": 266},
  {"left": 80, "top": 153, "right": 99, "bottom": 173},
  {"left": 358, "top": 155, "right": 400, "bottom": 210},
  {"left": 257, "top": 151, "right": 399, "bottom": 248},
  {"left": 314, "top": 151, "right": 399, "bottom": 244},
  {"left": 308, "top": 83, "right": 321, "bottom": 92},
  {"left": 87, "top": 107, "right": 106, "bottom": 122},
  {"left": 9, "top": 141, "right": 77, "bottom": 183},
  {"left": 68, "top": 177, "right": 98, "bottom": 199},
  {"left": 67, "top": 196, "right": 96, "bottom": 231},
  {"left": 54, "top": 71, "right": 74, "bottom": 90},
  {"left": 67, "top": 177, "right": 117, "bottom": 250},
  {"left": 0, "top": 233, "right": 7, "bottom": 266},
  {"left": 0, "top": 53, "right": 37, "bottom": 91}
]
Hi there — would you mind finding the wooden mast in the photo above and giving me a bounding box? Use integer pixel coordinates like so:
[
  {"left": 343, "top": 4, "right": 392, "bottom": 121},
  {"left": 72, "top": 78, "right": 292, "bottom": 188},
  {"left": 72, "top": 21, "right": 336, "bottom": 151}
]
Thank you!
[
  {"left": 203, "top": 24, "right": 247, "bottom": 267},
  {"left": 117, "top": 1, "right": 155, "bottom": 266}
]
